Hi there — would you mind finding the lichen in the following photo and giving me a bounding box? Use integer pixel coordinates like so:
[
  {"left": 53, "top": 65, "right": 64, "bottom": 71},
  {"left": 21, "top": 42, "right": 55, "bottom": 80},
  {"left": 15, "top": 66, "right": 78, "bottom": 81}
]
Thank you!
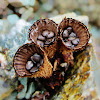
[{"left": 52, "top": 45, "right": 92, "bottom": 100}]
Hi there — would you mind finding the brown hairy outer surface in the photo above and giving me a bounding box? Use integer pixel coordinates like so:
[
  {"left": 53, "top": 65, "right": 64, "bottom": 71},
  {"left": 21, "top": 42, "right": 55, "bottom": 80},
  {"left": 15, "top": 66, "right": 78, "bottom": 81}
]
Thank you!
[
  {"left": 59, "top": 40, "right": 74, "bottom": 66},
  {"left": 13, "top": 43, "right": 53, "bottom": 78},
  {"left": 29, "top": 19, "right": 58, "bottom": 59},
  {"left": 59, "top": 18, "right": 90, "bottom": 51}
]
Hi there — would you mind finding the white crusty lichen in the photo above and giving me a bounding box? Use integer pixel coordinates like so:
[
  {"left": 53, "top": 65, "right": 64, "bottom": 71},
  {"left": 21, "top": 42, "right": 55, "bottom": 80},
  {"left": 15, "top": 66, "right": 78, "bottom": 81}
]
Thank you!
[{"left": 50, "top": 12, "right": 89, "bottom": 26}]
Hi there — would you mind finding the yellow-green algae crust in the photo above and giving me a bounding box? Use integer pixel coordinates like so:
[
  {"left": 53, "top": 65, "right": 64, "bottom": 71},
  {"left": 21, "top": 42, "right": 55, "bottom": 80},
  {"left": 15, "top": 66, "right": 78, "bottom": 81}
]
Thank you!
[{"left": 52, "top": 45, "right": 92, "bottom": 100}]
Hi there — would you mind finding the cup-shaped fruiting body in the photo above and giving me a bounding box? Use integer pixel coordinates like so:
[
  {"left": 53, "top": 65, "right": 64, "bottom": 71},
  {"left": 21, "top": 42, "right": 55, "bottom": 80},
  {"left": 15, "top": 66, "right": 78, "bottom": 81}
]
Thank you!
[
  {"left": 29, "top": 19, "right": 58, "bottom": 58},
  {"left": 58, "top": 18, "right": 90, "bottom": 65},
  {"left": 13, "top": 43, "right": 53, "bottom": 78},
  {"left": 59, "top": 18, "right": 90, "bottom": 51}
]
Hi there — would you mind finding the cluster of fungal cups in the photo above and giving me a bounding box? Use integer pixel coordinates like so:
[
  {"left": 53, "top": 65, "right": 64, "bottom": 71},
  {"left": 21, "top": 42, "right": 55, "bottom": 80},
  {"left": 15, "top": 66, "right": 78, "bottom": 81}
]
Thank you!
[{"left": 13, "top": 18, "right": 90, "bottom": 78}]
